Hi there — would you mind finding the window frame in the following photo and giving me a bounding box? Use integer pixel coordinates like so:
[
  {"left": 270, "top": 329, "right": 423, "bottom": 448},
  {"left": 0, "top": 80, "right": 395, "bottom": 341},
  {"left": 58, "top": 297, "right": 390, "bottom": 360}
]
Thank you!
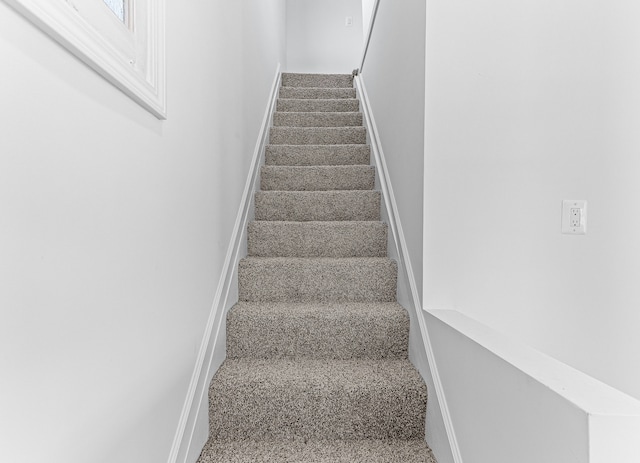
[{"left": 3, "top": 0, "right": 167, "bottom": 119}]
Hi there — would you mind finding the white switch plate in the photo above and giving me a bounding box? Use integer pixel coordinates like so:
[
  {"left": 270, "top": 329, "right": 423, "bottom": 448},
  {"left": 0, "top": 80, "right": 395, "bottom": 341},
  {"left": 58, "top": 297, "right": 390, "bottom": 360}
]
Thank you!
[
  {"left": 562, "top": 200, "right": 587, "bottom": 234},
  {"left": 345, "top": 16, "right": 353, "bottom": 27}
]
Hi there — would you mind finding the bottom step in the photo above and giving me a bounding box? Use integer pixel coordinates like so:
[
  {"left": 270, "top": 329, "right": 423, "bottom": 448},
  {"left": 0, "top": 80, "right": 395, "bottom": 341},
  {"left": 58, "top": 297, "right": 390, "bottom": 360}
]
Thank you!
[
  {"left": 197, "top": 439, "right": 437, "bottom": 463},
  {"left": 209, "top": 359, "right": 426, "bottom": 440}
]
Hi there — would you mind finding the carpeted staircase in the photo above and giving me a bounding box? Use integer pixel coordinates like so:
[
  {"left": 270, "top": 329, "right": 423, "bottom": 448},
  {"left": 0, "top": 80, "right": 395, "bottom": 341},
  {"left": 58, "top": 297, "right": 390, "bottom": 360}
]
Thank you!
[{"left": 197, "top": 73, "right": 437, "bottom": 463}]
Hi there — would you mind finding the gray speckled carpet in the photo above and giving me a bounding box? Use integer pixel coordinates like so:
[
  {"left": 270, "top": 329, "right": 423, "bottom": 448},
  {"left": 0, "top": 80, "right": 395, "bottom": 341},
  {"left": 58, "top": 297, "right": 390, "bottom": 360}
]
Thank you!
[{"left": 197, "top": 73, "right": 437, "bottom": 463}]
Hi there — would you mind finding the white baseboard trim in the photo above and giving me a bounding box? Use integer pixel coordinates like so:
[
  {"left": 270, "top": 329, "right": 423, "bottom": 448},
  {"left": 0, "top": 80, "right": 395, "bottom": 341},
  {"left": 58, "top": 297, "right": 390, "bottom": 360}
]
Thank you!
[
  {"left": 354, "top": 75, "right": 463, "bottom": 463},
  {"left": 167, "top": 64, "right": 282, "bottom": 463}
]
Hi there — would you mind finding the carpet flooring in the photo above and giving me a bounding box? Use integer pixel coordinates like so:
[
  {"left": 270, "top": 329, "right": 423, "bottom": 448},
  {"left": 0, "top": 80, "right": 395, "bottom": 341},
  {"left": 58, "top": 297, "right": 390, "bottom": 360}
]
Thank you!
[{"left": 197, "top": 73, "right": 436, "bottom": 463}]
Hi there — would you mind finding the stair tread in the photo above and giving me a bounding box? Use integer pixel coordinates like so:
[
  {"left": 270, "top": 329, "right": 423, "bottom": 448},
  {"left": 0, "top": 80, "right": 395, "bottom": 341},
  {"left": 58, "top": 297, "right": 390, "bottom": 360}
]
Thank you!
[
  {"left": 240, "top": 256, "right": 395, "bottom": 262},
  {"left": 280, "top": 86, "right": 355, "bottom": 90},
  {"left": 280, "top": 86, "right": 354, "bottom": 88},
  {"left": 212, "top": 357, "right": 425, "bottom": 392},
  {"left": 271, "top": 126, "right": 365, "bottom": 132},
  {"left": 261, "top": 165, "right": 375, "bottom": 191},
  {"left": 282, "top": 73, "right": 353, "bottom": 77},
  {"left": 273, "top": 111, "right": 363, "bottom": 127},
  {"left": 274, "top": 111, "right": 361, "bottom": 113},
  {"left": 239, "top": 256, "right": 397, "bottom": 269},
  {"left": 270, "top": 127, "right": 366, "bottom": 145},
  {"left": 277, "top": 99, "right": 360, "bottom": 112},
  {"left": 210, "top": 358, "right": 425, "bottom": 441},
  {"left": 198, "top": 439, "right": 436, "bottom": 463},
  {"left": 261, "top": 164, "right": 373, "bottom": 172},
  {"left": 227, "top": 301, "right": 408, "bottom": 360},
  {"left": 278, "top": 98, "right": 359, "bottom": 102},
  {"left": 229, "top": 300, "right": 407, "bottom": 316},
  {"left": 248, "top": 220, "right": 387, "bottom": 257},
  {"left": 238, "top": 257, "right": 397, "bottom": 303},
  {"left": 281, "top": 73, "right": 354, "bottom": 88},
  {"left": 202, "top": 439, "right": 435, "bottom": 463},
  {"left": 279, "top": 87, "right": 356, "bottom": 99},
  {"left": 265, "top": 144, "right": 370, "bottom": 166},
  {"left": 255, "top": 190, "right": 380, "bottom": 221}
]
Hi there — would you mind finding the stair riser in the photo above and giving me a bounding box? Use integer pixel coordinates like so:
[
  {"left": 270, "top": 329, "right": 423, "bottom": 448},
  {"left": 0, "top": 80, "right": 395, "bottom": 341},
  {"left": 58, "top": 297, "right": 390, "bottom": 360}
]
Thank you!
[
  {"left": 279, "top": 87, "right": 356, "bottom": 99},
  {"left": 226, "top": 303, "right": 409, "bottom": 359},
  {"left": 202, "top": 440, "right": 436, "bottom": 463},
  {"left": 281, "top": 73, "right": 354, "bottom": 88},
  {"left": 265, "top": 145, "right": 370, "bottom": 166},
  {"left": 273, "top": 112, "right": 363, "bottom": 127},
  {"left": 270, "top": 127, "right": 366, "bottom": 145},
  {"left": 238, "top": 258, "right": 397, "bottom": 303},
  {"left": 277, "top": 99, "right": 360, "bottom": 112},
  {"left": 210, "top": 383, "right": 426, "bottom": 440},
  {"left": 255, "top": 191, "right": 380, "bottom": 222},
  {"left": 248, "top": 221, "right": 387, "bottom": 258},
  {"left": 260, "top": 166, "right": 375, "bottom": 191}
]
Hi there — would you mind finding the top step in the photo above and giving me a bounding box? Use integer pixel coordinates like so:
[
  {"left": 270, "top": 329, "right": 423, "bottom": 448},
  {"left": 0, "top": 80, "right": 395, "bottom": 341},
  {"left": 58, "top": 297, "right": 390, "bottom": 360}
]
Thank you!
[{"left": 282, "top": 73, "right": 354, "bottom": 89}]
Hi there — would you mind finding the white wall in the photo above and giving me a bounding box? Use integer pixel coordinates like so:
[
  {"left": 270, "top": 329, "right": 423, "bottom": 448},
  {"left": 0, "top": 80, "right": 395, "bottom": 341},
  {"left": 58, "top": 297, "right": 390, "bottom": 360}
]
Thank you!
[
  {"left": 424, "top": 0, "right": 640, "bottom": 400},
  {"left": 427, "top": 310, "right": 640, "bottom": 463},
  {"left": 361, "top": 0, "right": 376, "bottom": 41},
  {"left": 0, "top": 1, "right": 286, "bottom": 462},
  {"left": 360, "top": 0, "right": 425, "bottom": 306},
  {"left": 358, "top": 1, "right": 457, "bottom": 462},
  {"left": 286, "top": 0, "right": 363, "bottom": 73}
]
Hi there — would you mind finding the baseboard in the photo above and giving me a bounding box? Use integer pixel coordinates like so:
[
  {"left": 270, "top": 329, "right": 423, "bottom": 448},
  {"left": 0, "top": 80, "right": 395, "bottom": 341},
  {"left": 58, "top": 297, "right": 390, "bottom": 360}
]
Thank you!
[
  {"left": 354, "top": 75, "right": 463, "bottom": 463},
  {"left": 167, "top": 64, "right": 282, "bottom": 463}
]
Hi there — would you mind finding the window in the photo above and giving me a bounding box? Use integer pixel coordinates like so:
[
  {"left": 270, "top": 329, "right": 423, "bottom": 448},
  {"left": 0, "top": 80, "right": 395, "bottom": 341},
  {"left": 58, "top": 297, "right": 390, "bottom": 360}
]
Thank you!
[
  {"left": 3, "top": 0, "right": 166, "bottom": 119},
  {"left": 103, "top": 0, "right": 125, "bottom": 23}
]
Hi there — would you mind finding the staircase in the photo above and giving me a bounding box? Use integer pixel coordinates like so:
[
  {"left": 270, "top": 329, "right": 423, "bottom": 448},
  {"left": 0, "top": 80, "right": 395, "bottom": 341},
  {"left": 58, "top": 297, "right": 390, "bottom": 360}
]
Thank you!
[{"left": 197, "top": 73, "right": 437, "bottom": 463}]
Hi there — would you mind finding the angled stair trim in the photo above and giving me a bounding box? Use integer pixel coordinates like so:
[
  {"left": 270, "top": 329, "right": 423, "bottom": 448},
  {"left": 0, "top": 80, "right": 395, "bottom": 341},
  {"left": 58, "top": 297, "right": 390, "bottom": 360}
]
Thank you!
[
  {"left": 355, "top": 74, "right": 463, "bottom": 463},
  {"left": 168, "top": 64, "right": 282, "bottom": 463}
]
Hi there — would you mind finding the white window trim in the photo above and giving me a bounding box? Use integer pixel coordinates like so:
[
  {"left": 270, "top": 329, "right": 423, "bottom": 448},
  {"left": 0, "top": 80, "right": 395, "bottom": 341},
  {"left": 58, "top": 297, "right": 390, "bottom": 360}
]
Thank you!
[{"left": 3, "top": 0, "right": 167, "bottom": 119}]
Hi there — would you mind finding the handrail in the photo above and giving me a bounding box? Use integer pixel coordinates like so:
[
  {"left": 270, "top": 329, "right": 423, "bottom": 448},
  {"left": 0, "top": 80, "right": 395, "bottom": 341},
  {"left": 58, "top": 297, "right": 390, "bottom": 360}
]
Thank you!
[{"left": 358, "top": 0, "right": 381, "bottom": 74}]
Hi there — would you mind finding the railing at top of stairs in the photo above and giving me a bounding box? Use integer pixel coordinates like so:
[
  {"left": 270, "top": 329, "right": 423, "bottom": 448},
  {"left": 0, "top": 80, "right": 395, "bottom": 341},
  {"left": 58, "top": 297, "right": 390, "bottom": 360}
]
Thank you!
[{"left": 355, "top": 0, "right": 382, "bottom": 76}]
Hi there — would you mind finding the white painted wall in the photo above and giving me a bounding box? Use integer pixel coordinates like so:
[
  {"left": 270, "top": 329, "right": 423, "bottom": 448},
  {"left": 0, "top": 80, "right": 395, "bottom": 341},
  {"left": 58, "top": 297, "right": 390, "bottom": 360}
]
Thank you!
[
  {"left": 426, "top": 310, "right": 640, "bottom": 463},
  {"left": 356, "top": 75, "right": 454, "bottom": 463},
  {"left": 286, "top": 0, "right": 363, "bottom": 73},
  {"left": 424, "top": 0, "right": 640, "bottom": 401},
  {"left": 361, "top": 0, "right": 376, "bottom": 41},
  {"left": 358, "top": 2, "right": 458, "bottom": 462},
  {"left": 0, "top": 1, "right": 286, "bottom": 462},
  {"left": 360, "top": 0, "right": 425, "bottom": 308}
]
